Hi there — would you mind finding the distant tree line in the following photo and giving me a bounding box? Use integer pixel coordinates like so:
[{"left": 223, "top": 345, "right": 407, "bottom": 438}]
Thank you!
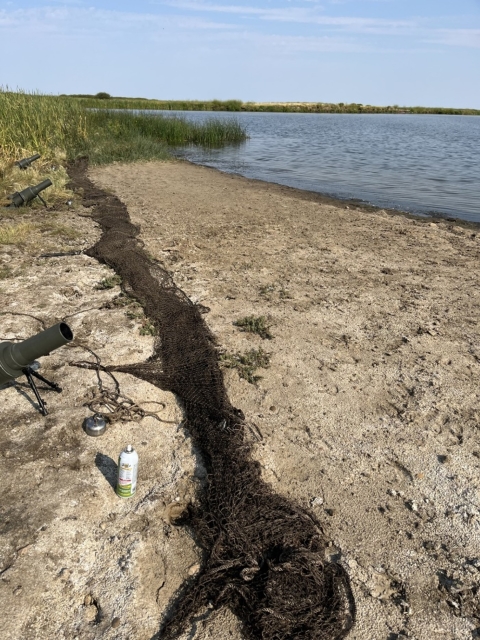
[{"left": 60, "top": 94, "right": 480, "bottom": 116}]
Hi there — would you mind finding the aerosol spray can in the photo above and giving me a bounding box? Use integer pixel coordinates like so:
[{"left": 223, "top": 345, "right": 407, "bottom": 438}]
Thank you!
[{"left": 116, "top": 445, "right": 138, "bottom": 498}]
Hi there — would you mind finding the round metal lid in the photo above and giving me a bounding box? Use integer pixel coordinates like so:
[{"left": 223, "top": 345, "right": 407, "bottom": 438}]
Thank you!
[{"left": 83, "top": 414, "right": 107, "bottom": 437}]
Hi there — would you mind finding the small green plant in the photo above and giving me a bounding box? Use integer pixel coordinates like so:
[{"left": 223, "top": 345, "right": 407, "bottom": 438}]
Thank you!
[
  {"left": 110, "top": 293, "right": 134, "bottom": 307},
  {"left": 139, "top": 320, "right": 157, "bottom": 336},
  {"left": 259, "top": 283, "right": 292, "bottom": 301},
  {"left": 95, "top": 275, "right": 122, "bottom": 290},
  {"left": 0, "top": 265, "right": 12, "bottom": 279},
  {"left": 108, "top": 293, "right": 152, "bottom": 330},
  {"left": 234, "top": 315, "right": 273, "bottom": 339},
  {"left": 126, "top": 306, "right": 144, "bottom": 320},
  {"left": 220, "top": 348, "right": 270, "bottom": 384}
]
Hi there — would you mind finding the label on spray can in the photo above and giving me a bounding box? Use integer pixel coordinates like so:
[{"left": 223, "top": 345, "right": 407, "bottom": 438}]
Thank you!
[{"left": 116, "top": 444, "right": 138, "bottom": 498}]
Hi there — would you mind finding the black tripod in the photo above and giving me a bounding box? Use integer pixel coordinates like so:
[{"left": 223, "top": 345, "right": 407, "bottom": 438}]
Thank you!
[{"left": 22, "top": 365, "right": 62, "bottom": 416}]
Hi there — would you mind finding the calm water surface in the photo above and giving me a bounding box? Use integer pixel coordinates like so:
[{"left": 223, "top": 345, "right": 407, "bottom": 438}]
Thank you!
[{"left": 157, "top": 111, "right": 479, "bottom": 223}]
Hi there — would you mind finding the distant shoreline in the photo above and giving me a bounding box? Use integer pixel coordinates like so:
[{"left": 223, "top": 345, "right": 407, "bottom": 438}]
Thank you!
[{"left": 64, "top": 95, "right": 480, "bottom": 116}]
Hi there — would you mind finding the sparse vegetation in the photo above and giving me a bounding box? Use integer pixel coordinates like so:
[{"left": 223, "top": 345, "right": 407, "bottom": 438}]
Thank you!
[
  {"left": 110, "top": 293, "right": 137, "bottom": 308},
  {"left": 0, "top": 222, "right": 35, "bottom": 245},
  {"left": 108, "top": 293, "right": 156, "bottom": 334},
  {"left": 279, "top": 287, "right": 292, "bottom": 299},
  {"left": 139, "top": 320, "right": 157, "bottom": 336},
  {"left": 0, "top": 265, "right": 12, "bottom": 279},
  {"left": 259, "top": 283, "right": 292, "bottom": 301},
  {"left": 95, "top": 275, "right": 122, "bottom": 290},
  {"left": 259, "top": 284, "right": 276, "bottom": 298},
  {"left": 234, "top": 315, "right": 273, "bottom": 339},
  {"left": 220, "top": 347, "right": 270, "bottom": 384},
  {"left": 38, "top": 222, "right": 80, "bottom": 239}
]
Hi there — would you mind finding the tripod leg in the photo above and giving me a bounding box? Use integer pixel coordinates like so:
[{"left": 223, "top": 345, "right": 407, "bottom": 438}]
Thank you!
[
  {"left": 23, "top": 369, "right": 48, "bottom": 416},
  {"left": 30, "top": 370, "right": 62, "bottom": 393}
]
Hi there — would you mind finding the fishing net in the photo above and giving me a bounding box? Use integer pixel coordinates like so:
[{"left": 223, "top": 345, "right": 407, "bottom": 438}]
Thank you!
[{"left": 68, "top": 158, "right": 355, "bottom": 639}]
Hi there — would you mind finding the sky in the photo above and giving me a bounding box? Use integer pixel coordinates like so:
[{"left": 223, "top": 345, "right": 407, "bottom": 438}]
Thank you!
[{"left": 0, "top": 0, "right": 479, "bottom": 107}]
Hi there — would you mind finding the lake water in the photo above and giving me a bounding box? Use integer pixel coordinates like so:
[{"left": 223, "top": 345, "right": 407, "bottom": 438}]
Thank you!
[{"left": 156, "top": 111, "right": 480, "bottom": 223}]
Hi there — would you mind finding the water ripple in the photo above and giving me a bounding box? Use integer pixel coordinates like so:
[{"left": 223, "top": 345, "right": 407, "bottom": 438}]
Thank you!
[{"left": 159, "top": 111, "right": 479, "bottom": 223}]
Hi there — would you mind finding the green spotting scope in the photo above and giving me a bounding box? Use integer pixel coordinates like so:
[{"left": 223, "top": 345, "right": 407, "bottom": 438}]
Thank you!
[
  {"left": 0, "top": 322, "right": 73, "bottom": 415},
  {"left": 8, "top": 179, "right": 52, "bottom": 207},
  {"left": 16, "top": 153, "right": 41, "bottom": 169}
]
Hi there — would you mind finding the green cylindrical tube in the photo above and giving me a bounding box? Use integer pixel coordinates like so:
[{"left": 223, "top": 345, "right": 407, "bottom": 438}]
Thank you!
[
  {"left": 0, "top": 322, "right": 73, "bottom": 385},
  {"left": 9, "top": 179, "right": 53, "bottom": 207},
  {"left": 16, "top": 154, "right": 41, "bottom": 169}
]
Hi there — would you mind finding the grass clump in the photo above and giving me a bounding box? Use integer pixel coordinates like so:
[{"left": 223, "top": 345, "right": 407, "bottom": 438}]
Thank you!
[
  {"left": 259, "top": 283, "right": 292, "bottom": 301},
  {"left": 38, "top": 222, "right": 80, "bottom": 239},
  {"left": 139, "top": 320, "right": 157, "bottom": 336},
  {"left": 95, "top": 275, "right": 122, "bottom": 290},
  {"left": 234, "top": 315, "right": 273, "bottom": 339},
  {"left": 220, "top": 347, "right": 270, "bottom": 384},
  {"left": 0, "top": 266, "right": 12, "bottom": 279},
  {"left": 0, "top": 222, "right": 35, "bottom": 245},
  {"left": 107, "top": 293, "right": 155, "bottom": 335}
]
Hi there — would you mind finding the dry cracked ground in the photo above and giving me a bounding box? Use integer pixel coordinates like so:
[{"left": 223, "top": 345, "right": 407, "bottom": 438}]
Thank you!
[{"left": 1, "top": 159, "right": 479, "bottom": 640}]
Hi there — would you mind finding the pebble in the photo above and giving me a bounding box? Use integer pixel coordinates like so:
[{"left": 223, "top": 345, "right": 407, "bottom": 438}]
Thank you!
[
  {"left": 84, "top": 594, "right": 92, "bottom": 606},
  {"left": 18, "top": 544, "right": 32, "bottom": 556},
  {"left": 84, "top": 605, "right": 98, "bottom": 622},
  {"left": 13, "top": 585, "right": 22, "bottom": 596},
  {"left": 188, "top": 563, "right": 200, "bottom": 576},
  {"left": 407, "top": 501, "right": 419, "bottom": 513},
  {"left": 111, "top": 617, "right": 121, "bottom": 629},
  {"left": 166, "top": 502, "right": 189, "bottom": 524}
]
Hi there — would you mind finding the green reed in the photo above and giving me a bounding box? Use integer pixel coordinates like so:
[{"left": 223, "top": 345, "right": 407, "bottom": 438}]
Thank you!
[
  {"left": 0, "top": 89, "right": 247, "bottom": 206},
  {"left": 0, "top": 89, "right": 88, "bottom": 162},
  {"left": 0, "top": 89, "right": 248, "bottom": 167}
]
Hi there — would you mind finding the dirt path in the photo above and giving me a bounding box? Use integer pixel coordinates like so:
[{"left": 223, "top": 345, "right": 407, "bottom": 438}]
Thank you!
[{"left": 1, "top": 159, "right": 479, "bottom": 639}]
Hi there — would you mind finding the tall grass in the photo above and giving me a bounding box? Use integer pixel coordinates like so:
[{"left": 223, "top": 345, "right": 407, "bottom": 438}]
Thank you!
[
  {"left": 81, "top": 110, "right": 246, "bottom": 164},
  {"left": 0, "top": 89, "right": 247, "bottom": 165},
  {"left": 0, "top": 89, "right": 247, "bottom": 205},
  {"left": 0, "top": 89, "right": 88, "bottom": 163}
]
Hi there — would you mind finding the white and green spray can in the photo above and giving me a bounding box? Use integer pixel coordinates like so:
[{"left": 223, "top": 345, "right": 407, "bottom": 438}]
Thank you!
[{"left": 116, "top": 445, "right": 138, "bottom": 498}]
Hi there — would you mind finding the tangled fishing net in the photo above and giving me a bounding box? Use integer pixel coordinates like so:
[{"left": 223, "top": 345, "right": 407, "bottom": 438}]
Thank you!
[{"left": 68, "top": 158, "right": 355, "bottom": 639}]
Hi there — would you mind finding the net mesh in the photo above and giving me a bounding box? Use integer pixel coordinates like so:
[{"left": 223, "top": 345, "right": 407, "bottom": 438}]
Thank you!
[{"left": 68, "top": 158, "right": 355, "bottom": 639}]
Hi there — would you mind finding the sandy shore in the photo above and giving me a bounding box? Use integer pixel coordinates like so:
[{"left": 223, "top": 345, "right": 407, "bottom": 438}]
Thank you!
[{"left": 1, "top": 159, "right": 479, "bottom": 639}]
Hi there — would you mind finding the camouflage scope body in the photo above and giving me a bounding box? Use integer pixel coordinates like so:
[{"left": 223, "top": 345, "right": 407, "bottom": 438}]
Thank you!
[
  {"left": 9, "top": 179, "right": 53, "bottom": 207},
  {"left": 0, "top": 322, "right": 73, "bottom": 385},
  {"left": 15, "top": 154, "right": 41, "bottom": 170}
]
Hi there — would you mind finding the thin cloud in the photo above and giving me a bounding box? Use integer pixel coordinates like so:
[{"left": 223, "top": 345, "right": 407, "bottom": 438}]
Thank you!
[
  {"left": 425, "top": 28, "right": 480, "bottom": 49},
  {"left": 161, "top": 1, "right": 417, "bottom": 31},
  {"left": 1, "top": 5, "right": 479, "bottom": 52},
  {"left": 0, "top": 7, "right": 237, "bottom": 35}
]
